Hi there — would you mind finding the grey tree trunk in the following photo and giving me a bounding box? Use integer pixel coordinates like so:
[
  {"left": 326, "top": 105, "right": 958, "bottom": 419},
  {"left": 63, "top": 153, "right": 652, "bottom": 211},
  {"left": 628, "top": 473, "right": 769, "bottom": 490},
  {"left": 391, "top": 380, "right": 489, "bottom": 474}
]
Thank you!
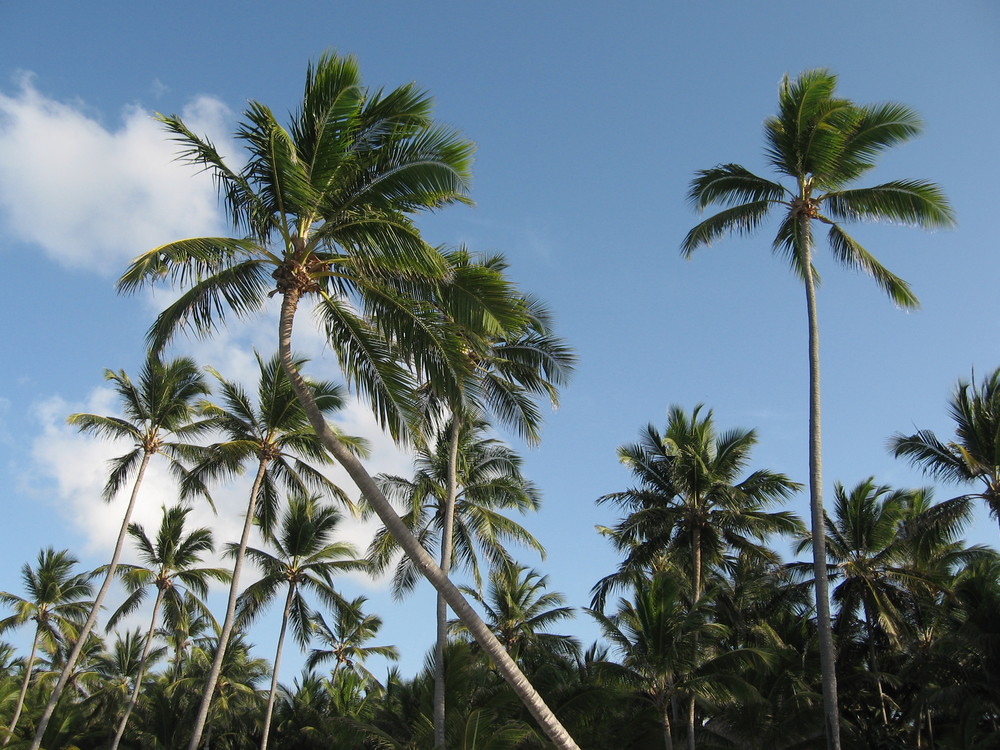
[
  {"left": 186, "top": 458, "right": 270, "bottom": 750},
  {"left": 31, "top": 450, "right": 153, "bottom": 750},
  {"left": 259, "top": 585, "right": 295, "bottom": 750},
  {"left": 277, "top": 291, "right": 580, "bottom": 750},
  {"left": 435, "top": 415, "right": 462, "bottom": 749},
  {"left": 4, "top": 627, "right": 40, "bottom": 745},
  {"left": 110, "top": 584, "right": 166, "bottom": 750},
  {"left": 802, "top": 233, "right": 842, "bottom": 750}
]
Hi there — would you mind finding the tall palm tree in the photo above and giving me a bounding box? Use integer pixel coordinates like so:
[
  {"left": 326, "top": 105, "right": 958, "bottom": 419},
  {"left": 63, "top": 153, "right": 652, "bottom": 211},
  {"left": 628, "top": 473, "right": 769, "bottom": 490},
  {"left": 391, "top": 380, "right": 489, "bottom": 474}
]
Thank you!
[
  {"left": 105, "top": 505, "right": 230, "bottom": 750},
  {"left": 187, "top": 351, "right": 356, "bottom": 749},
  {"left": 595, "top": 405, "right": 802, "bottom": 611},
  {"left": 235, "top": 493, "right": 368, "bottom": 750},
  {"left": 306, "top": 596, "right": 399, "bottom": 682},
  {"left": 371, "top": 416, "right": 547, "bottom": 746},
  {"left": 29, "top": 355, "right": 213, "bottom": 750},
  {"left": 0, "top": 548, "right": 94, "bottom": 746},
  {"left": 681, "top": 69, "right": 955, "bottom": 749},
  {"left": 891, "top": 367, "right": 1000, "bottom": 530},
  {"left": 416, "top": 250, "right": 574, "bottom": 748},
  {"left": 119, "top": 52, "right": 580, "bottom": 749}
]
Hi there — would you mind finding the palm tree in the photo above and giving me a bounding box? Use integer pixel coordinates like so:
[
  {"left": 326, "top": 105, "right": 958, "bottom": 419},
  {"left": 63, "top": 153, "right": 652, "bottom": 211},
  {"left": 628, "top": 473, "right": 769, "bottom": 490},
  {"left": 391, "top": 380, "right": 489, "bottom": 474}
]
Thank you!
[
  {"left": 891, "top": 367, "right": 1000, "bottom": 530},
  {"left": 588, "top": 573, "right": 730, "bottom": 750},
  {"left": 235, "top": 493, "right": 368, "bottom": 750},
  {"left": 451, "top": 561, "right": 579, "bottom": 665},
  {"left": 306, "top": 596, "right": 399, "bottom": 682},
  {"left": 596, "top": 405, "right": 802, "bottom": 611},
  {"left": 0, "top": 548, "right": 94, "bottom": 746},
  {"left": 416, "top": 250, "right": 574, "bottom": 748},
  {"left": 681, "top": 69, "right": 955, "bottom": 749},
  {"left": 105, "top": 505, "right": 230, "bottom": 750},
  {"left": 187, "top": 351, "right": 356, "bottom": 750},
  {"left": 119, "top": 52, "right": 580, "bottom": 750},
  {"left": 29, "top": 355, "right": 212, "bottom": 750},
  {"left": 370, "top": 417, "right": 547, "bottom": 745}
]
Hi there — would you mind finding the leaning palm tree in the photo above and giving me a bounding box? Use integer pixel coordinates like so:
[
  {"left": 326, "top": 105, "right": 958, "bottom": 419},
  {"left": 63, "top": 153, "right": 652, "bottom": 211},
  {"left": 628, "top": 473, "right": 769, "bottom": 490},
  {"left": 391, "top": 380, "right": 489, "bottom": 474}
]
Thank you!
[
  {"left": 0, "top": 548, "right": 94, "bottom": 746},
  {"left": 235, "top": 493, "right": 368, "bottom": 750},
  {"left": 29, "top": 355, "right": 213, "bottom": 750},
  {"left": 119, "top": 51, "right": 581, "bottom": 750},
  {"left": 185, "top": 351, "right": 357, "bottom": 749},
  {"left": 681, "top": 69, "right": 955, "bottom": 749},
  {"left": 105, "top": 505, "right": 230, "bottom": 750},
  {"left": 891, "top": 367, "right": 1000, "bottom": 531}
]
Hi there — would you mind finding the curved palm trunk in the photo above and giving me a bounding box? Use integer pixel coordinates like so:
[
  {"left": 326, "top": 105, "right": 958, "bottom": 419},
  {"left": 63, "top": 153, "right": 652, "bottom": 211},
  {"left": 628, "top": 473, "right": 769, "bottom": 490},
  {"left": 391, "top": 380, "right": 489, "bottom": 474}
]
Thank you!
[
  {"left": 277, "top": 291, "right": 580, "bottom": 750},
  {"left": 186, "top": 458, "right": 270, "bottom": 750},
  {"left": 31, "top": 450, "right": 153, "bottom": 750},
  {"left": 803, "top": 237, "right": 842, "bottom": 750},
  {"left": 661, "top": 696, "right": 674, "bottom": 750},
  {"left": 4, "top": 627, "right": 41, "bottom": 745},
  {"left": 110, "top": 584, "right": 166, "bottom": 750},
  {"left": 434, "top": 414, "right": 462, "bottom": 750},
  {"left": 260, "top": 585, "right": 295, "bottom": 750}
]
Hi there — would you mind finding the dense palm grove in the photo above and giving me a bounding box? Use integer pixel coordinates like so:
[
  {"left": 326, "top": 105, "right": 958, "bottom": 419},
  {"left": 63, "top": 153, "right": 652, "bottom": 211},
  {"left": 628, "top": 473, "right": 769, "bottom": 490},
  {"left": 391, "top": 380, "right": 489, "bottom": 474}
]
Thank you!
[{"left": 2, "top": 56, "right": 997, "bottom": 750}]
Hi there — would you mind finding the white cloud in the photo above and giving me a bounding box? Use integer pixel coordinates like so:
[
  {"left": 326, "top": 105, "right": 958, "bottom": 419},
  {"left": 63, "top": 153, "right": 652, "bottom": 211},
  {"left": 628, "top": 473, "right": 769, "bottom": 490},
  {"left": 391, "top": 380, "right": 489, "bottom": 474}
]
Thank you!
[{"left": 0, "top": 74, "right": 231, "bottom": 274}]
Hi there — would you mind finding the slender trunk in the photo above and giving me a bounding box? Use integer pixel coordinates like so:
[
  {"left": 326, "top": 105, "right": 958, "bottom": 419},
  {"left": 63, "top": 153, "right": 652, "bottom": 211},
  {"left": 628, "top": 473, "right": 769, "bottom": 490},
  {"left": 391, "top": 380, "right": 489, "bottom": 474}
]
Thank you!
[
  {"left": 110, "top": 584, "right": 166, "bottom": 750},
  {"left": 435, "top": 413, "right": 461, "bottom": 750},
  {"left": 260, "top": 585, "right": 295, "bottom": 750},
  {"left": 31, "top": 450, "right": 153, "bottom": 750},
  {"left": 4, "top": 627, "right": 41, "bottom": 745},
  {"left": 688, "top": 523, "right": 701, "bottom": 750},
  {"left": 862, "top": 604, "right": 888, "bottom": 725},
  {"left": 186, "top": 458, "right": 270, "bottom": 750},
  {"left": 803, "top": 232, "right": 842, "bottom": 750},
  {"left": 276, "top": 291, "right": 580, "bottom": 750}
]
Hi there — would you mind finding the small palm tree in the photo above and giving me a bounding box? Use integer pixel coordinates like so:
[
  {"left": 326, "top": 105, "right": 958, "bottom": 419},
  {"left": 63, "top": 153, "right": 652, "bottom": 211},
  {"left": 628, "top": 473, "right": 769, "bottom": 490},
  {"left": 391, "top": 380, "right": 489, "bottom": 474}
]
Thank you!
[
  {"left": 596, "top": 405, "right": 802, "bottom": 611},
  {"left": 105, "top": 505, "right": 230, "bottom": 750},
  {"left": 187, "top": 351, "right": 358, "bottom": 747},
  {"left": 306, "top": 596, "right": 399, "bottom": 682},
  {"left": 451, "top": 562, "right": 579, "bottom": 664},
  {"left": 682, "top": 69, "right": 955, "bottom": 750},
  {"left": 891, "top": 367, "right": 1000, "bottom": 531},
  {"left": 587, "top": 573, "right": 729, "bottom": 750},
  {"left": 29, "top": 355, "right": 214, "bottom": 750},
  {"left": 236, "top": 494, "right": 368, "bottom": 750},
  {"left": 0, "top": 548, "right": 94, "bottom": 745}
]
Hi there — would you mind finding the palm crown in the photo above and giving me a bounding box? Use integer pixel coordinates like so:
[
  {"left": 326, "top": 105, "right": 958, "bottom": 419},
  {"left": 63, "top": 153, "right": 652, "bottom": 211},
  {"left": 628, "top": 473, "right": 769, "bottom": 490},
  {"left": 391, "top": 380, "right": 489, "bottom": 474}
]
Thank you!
[{"left": 682, "top": 68, "right": 954, "bottom": 302}]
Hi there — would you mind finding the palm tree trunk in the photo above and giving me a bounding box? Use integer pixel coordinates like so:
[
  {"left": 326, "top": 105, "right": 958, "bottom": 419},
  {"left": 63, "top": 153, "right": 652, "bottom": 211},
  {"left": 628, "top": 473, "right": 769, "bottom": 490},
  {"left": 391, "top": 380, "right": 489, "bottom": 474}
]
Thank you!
[
  {"left": 688, "top": 523, "right": 701, "bottom": 750},
  {"left": 661, "top": 699, "right": 674, "bottom": 750},
  {"left": 802, "top": 233, "right": 842, "bottom": 750},
  {"left": 435, "top": 413, "right": 462, "bottom": 750},
  {"left": 110, "top": 584, "right": 166, "bottom": 750},
  {"left": 277, "top": 290, "right": 580, "bottom": 750},
  {"left": 186, "top": 457, "right": 270, "bottom": 750},
  {"left": 260, "top": 585, "right": 295, "bottom": 750},
  {"left": 31, "top": 450, "right": 153, "bottom": 750},
  {"left": 4, "top": 627, "right": 41, "bottom": 745}
]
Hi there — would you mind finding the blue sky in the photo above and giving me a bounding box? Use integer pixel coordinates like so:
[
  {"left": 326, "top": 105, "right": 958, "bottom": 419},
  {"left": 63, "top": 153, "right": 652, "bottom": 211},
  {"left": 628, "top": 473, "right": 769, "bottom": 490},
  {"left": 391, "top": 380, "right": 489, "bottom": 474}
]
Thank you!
[{"left": 2, "top": 2, "right": 999, "bottom": 680}]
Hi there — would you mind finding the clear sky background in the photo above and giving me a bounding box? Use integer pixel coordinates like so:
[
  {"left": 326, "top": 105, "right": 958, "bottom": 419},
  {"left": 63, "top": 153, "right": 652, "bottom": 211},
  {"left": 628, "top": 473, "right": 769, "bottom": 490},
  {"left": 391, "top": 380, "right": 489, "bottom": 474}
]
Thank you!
[{"left": 1, "top": 2, "right": 998, "bottom": 681}]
